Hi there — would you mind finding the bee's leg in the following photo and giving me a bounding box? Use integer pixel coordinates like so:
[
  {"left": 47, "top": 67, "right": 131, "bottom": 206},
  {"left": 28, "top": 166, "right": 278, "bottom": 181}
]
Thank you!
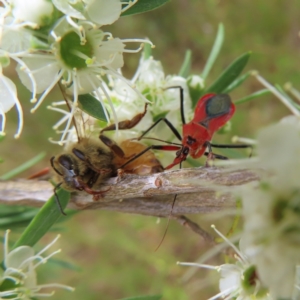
[
  {"left": 72, "top": 148, "right": 113, "bottom": 175},
  {"left": 76, "top": 177, "right": 110, "bottom": 200},
  {"left": 53, "top": 182, "right": 67, "bottom": 216},
  {"left": 100, "top": 135, "right": 137, "bottom": 161},
  {"left": 99, "top": 135, "right": 125, "bottom": 157},
  {"left": 100, "top": 104, "right": 148, "bottom": 133},
  {"left": 86, "top": 170, "right": 99, "bottom": 188}
]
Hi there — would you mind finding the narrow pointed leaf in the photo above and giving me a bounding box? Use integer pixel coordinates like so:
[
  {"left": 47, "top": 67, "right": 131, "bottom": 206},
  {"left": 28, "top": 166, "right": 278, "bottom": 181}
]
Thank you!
[
  {"left": 178, "top": 49, "right": 192, "bottom": 78},
  {"left": 0, "top": 209, "right": 38, "bottom": 229},
  {"left": 121, "top": 0, "right": 170, "bottom": 16},
  {"left": 205, "top": 52, "right": 251, "bottom": 94},
  {"left": 223, "top": 71, "right": 252, "bottom": 93},
  {"left": 0, "top": 152, "right": 46, "bottom": 180},
  {"left": 235, "top": 89, "right": 270, "bottom": 105},
  {"left": 78, "top": 94, "right": 108, "bottom": 122},
  {"left": 12, "top": 189, "right": 70, "bottom": 248},
  {"left": 49, "top": 258, "right": 82, "bottom": 271},
  {"left": 201, "top": 23, "right": 224, "bottom": 79}
]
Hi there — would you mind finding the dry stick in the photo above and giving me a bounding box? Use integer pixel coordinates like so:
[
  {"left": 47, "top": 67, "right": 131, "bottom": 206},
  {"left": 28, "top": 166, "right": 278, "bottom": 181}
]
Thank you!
[
  {"left": 174, "top": 215, "right": 216, "bottom": 244},
  {"left": 0, "top": 167, "right": 259, "bottom": 240}
]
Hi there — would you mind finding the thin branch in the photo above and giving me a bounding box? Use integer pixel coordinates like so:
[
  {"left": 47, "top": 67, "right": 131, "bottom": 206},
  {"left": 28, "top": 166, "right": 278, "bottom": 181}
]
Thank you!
[
  {"left": 174, "top": 215, "right": 216, "bottom": 244},
  {"left": 0, "top": 167, "right": 259, "bottom": 217}
]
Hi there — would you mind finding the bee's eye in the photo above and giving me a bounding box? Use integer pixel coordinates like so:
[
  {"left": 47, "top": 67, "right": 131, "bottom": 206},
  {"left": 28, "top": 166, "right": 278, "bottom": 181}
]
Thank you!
[
  {"left": 58, "top": 155, "right": 74, "bottom": 170},
  {"left": 72, "top": 148, "right": 86, "bottom": 161}
]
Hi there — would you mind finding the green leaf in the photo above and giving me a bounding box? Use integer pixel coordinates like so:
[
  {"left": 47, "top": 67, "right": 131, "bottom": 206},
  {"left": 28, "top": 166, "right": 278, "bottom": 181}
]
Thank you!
[
  {"left": 0, "top": 152, "right": 46, "bottom": 180},
  {"left": 205, "top": 52, "right": 251, "bottom": 94},
  {"left": 0, "top": 209, "right": 38, "bottom": 229},
  {"left": 120, "top": 295, "right": 162, "bottom": 300},
  {"left": 235, "top": 89, "right": 270, "bottom": 105},
  {"left": 178, "top": 49, "right": 192, "bottom": 78},
  {"left": 49, "top": 258, "right": 82, "bottom": 272},
  {"left": 78, "top": 94, "right": 108, "bottom": 122},
  {"left": 143, "top": 43, "right": 152, "bottom": 59},
  {"left": 121, "top": 0, "right": 169, "bottom": 16},
  {"left": 223, "top": 71, "right": 252, "bottom": 94},
  {"left": 12, "top": 189, "right": 70, "bottom": 249},
  {"left": 201, "top": 23, "right": 224, "bottom": 80},
  {"left": 0, "top": 135, "right": 5, "bottom": 142}
]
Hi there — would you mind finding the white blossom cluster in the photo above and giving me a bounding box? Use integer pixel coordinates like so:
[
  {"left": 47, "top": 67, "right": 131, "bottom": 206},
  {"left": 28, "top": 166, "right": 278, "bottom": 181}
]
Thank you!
[
  {"left": 0, "top": 230, "right": 74, "bottom": 298},
  {"left": 237, "top": 116, "right": 300, "bottom": 299},
  {"left": 0, "top": 0, "right": 193, "bottom": 146},
  {"left": 178, "top": 78, "right": 300, "bottom": 299}
]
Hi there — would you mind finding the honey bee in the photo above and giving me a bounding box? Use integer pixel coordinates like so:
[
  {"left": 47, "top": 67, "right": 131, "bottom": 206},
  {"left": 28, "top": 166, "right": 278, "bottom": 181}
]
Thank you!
[{"left": 51, "top": 102, "right": 163, "bottom": 214}]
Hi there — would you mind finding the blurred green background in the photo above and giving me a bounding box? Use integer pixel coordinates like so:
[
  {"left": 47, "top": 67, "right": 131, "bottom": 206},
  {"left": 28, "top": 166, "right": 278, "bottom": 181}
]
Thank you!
[{"left": 1, "top": 0, "right": 300, "bottom": 299}]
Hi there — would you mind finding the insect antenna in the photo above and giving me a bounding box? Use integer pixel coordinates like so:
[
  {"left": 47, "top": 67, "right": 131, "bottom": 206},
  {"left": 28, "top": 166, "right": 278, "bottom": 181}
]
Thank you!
[
  {"left": 155, "top": 194, "right": 178, "bottom": 252},
  {"left": 155, "top": 155, "right": 184, "bottom": 252}
]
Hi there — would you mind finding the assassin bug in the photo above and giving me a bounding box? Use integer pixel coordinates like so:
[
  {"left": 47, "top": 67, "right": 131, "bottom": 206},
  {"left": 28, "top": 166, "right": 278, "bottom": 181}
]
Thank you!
[
  {"left": 121, "top": 87, "right": 251, "bottom": 170},
  {"left": 116, "top": 87, "right": 251, "bottom": 250}
]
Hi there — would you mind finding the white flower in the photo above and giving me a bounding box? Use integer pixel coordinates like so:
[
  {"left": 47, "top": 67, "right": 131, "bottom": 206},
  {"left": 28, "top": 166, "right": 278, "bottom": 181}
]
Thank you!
[
  {"left": 0, "top": 0, "right": 152, "bottom": 140},
  {"left": 52, "top": 0, "right": 137, "bottom": 26},
  {"left": 187, "top": 74, "right": 205, "bottom": 90},
  {"left": 0, "top": 69, "right": 23, "bottom": 137},
  {"left": 178, "top": 226, "right": 270, "bottom": 300},
  {"left": 239, "top": 121, "right": 300, "bottom": 299},
  {"left": 107, "top": 56, "right": 192, "bottom": 142},
  {"left": 0, "top": 230, "right": 74, "bottom": 298},
  {"left": 10, "top": 0, "right": 54, "bottom": 28},
  {"left": 16, "top": 18, "right": 152, "bottom": 143}
]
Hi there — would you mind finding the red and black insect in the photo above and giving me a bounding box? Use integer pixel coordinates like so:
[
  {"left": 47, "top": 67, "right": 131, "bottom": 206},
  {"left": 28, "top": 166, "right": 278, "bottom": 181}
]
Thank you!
[
  {"left": 120, "top": 86, "right": 251, "bottom": 170},
  {"left": 116, "top": 87, "right": 251, "bottom": 250}
]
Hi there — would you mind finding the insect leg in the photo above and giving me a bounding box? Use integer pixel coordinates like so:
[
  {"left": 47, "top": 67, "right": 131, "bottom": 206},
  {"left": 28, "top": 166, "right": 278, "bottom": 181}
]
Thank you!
[
  {"left": 165, "top": 85, "right": 185, "bottom": 125},
  {"left": 204, "top": 152, "right": 228, "bottom": 160},
  {"left": 53, "top": 182, "right": 67, "bottom": 216},
  {"left": 210, "top": 143, "right": 252, "bottom": 149},
  {"left": 210, "top": 143, "right": 253, "bottom": 157},
  {"left": 99, "top": 134, "right": 125, "bottom": 158},
  {"left": 137, "top": 117, "right": 182, "bottom": 141},
  {"left": 101, "top": 104, "right": 148, "bottom": 133},
  {"left": 78, "top": 181, "right": 110, "bottom": 198},
  {"left": 119, "top": 144, "right": 181, "bottom": 170}
]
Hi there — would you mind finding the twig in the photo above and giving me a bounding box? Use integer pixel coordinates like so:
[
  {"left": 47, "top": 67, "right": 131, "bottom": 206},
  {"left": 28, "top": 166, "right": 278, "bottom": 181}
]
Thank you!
[
  {"left": 0, "top": 167, "right": 259, "bottom": 217},
  {"left": 174, "top": 215, "right": 216, "bottom": 244}
]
